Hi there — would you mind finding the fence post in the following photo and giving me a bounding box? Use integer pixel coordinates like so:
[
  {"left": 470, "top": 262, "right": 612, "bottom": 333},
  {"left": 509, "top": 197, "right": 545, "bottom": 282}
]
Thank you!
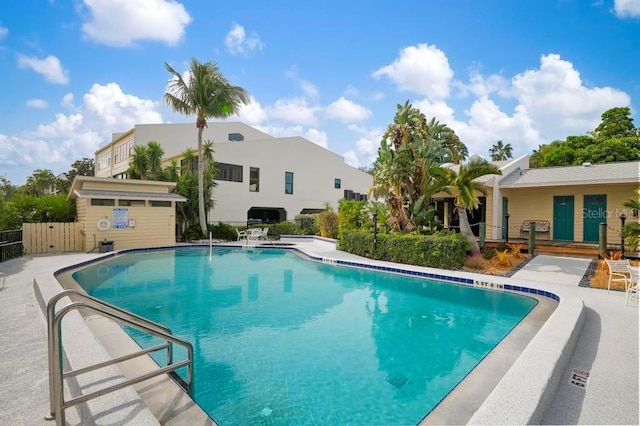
[
  {"left": 479, "top": 222, "right": 485, "bottom": 249},
  {"left": 599, "top": 222, "right": 607, "bottom": 258},
  {"left": 528, "top": 221, "right": 536, "bottom": 253}
]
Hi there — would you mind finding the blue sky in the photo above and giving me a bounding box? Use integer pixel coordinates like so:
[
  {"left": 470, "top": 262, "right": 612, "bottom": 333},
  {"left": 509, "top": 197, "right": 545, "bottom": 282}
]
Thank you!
[{"left": 1, "top": 0, "right": 639, "bottom": 185}]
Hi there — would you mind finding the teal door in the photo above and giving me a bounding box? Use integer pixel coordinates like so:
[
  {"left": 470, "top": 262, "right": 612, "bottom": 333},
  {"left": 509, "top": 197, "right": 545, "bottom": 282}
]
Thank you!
[
  {"left": 583, "top": 195, "right": 606, "bottom": 242},
  {"left": 502, "top": 197, "right": 509, "bottom": 239},
  {"left": 553, "top": 196, "right": 574, "bottom": 240}
]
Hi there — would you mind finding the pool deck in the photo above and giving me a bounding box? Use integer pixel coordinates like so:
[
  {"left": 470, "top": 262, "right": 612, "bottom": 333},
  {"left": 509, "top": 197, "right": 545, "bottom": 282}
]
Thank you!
[{"left": 0, "top": 239, "right": 637, "bottom": 425}]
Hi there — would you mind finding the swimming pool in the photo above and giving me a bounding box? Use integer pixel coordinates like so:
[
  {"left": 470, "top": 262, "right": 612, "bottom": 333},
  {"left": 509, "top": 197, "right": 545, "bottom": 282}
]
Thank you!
[{"left": 72, "top": 247, "right": 537, "bottom": 425}]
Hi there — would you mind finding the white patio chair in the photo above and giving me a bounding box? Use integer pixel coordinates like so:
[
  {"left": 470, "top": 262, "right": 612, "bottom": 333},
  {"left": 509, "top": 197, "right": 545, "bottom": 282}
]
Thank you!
[
  {"left": 247, "top": 228, "right": 263, "bottom": 241},
  {"left": 605, "top": 259, "right": 631, "bottom": 294},
  {"left": 236, "top": 228, "right": 248, "bottom": 241},
  {"left": 262, "top": 227, "right": 269, "bottom": 240},
  {"left": 626, "top": 265, "right": 639, "bottom": 306}
]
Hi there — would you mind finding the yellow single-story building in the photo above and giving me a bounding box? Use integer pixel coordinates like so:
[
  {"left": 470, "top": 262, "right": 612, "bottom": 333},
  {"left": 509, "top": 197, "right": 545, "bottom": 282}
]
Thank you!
[{"left": 68, "top": 176, "right": 186, "bottom": 252}]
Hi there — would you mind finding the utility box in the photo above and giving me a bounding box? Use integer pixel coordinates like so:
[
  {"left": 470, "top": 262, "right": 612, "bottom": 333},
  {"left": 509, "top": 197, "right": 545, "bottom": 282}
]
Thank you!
[{"left": 99, "top": 240, "right": 114, "bottom": 253}]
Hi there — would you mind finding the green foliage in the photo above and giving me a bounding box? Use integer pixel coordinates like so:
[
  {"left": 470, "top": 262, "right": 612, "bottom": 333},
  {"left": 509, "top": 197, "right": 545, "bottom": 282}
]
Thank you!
[
  {"left": 273, "top": 221, "right": 300, "bottom": 236},
  {"left": 530, "top": 107, "right": 640, "bottom": 168},
  {"left": 340, "top": 230, "right": 470, "bottom": 269},
  {"left": 0, "top": 203, "right": 21, "bottom": 230},
  {"left": 31, "top": 195, "right": 76, "bottom": 222},
  {"left": 316, "top": 211, "right": 339, "bottom": 238},
  {"left": 337, "top": 199, "right": 367, "bottom": 235},
  {"left": 622, "top": 188, "right": 640, "bottom": 250},
  {"left": 295, "top": 214, "right": 318, "bottom": 235},
  {"left": 208, "top": 222, "right": 238, "bottom": 241},
  {"left": 182, "top": 225, "right": 204, "bottom": 242},
  {"left": 489, "top": 140, "right": 513, "bottom": 161}
]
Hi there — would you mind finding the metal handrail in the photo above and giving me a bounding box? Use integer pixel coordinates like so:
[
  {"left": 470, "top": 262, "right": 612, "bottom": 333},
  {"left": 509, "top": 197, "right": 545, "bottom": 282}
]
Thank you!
[{"left": 45, "top": 290, "right": 193, "bottom": 425}]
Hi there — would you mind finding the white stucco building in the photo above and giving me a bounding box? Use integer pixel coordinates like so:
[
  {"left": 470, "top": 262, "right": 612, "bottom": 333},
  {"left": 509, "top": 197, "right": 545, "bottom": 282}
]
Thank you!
[{"left": 94, "top": 122, "right": 373, "bottom": 224}]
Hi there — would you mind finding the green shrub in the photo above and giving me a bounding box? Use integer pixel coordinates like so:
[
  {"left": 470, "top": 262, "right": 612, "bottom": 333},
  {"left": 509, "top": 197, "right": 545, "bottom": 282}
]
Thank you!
[
  {"left": 208, "top": 222, "right": 238, "bottom": 241},
  {"left": 316, "top": 211, "right": 339, "bottom": 238},
  {"left": 340, "top": 230, "right": 470, "bottom": 269},
  {"left": 273, "top": 221, "right": 300, "bottom": 236},
  {"left": 183, "top": 225, "right": 204, "bottom": 242},
  {"left": 295, "top": 214, "right": 318, "bottom": 235},
  {"left": 482, "top": 249, "right": 496, "bottom": 260},
  {"left": 338, "top": 199, "right": 367, "bottom": 234}
]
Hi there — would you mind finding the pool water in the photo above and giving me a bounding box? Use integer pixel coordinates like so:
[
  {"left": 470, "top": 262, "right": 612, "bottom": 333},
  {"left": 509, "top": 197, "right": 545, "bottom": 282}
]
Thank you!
[{"left": 72, "top": 247, "right": 537, "bottom": 425}]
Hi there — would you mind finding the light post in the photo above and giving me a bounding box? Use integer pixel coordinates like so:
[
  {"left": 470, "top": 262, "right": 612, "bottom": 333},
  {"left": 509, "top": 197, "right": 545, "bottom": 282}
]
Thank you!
[
  {"left": 621, "top": 213, "right": 627, "bottom": 258},
  {"left": 505, "top": 213, "right": 510, "bottom": 243},
  {"left": 372, "top": 213, "right": 378, "bottom": 255}
]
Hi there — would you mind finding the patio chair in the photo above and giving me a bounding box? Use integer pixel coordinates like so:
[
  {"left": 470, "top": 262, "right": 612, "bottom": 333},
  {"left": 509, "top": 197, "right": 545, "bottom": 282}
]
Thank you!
[
  {"left": 626, "top": 265, "right": 639, "bottom": 306},
  {"left": 262, "top": 227, "right": 269, "bottom": 240},
  {"left": 604, "top": 259, "right": 631, "bottom": 294},
  {"left": 236, "top": 228, "right": 248, "bottom": 241},
  {"left": 247, "top": 228, "right": 264, "bottom": 242}
]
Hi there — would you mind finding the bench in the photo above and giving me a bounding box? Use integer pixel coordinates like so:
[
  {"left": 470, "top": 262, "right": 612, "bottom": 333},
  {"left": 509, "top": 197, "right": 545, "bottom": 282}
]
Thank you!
[{"left": 520, "top": 220, "right": 551, "bottom": 240}]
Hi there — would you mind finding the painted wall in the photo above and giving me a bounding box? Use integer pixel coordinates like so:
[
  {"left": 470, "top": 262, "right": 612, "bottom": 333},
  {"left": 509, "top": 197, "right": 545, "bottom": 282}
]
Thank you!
[{"left": 500, "top": 183, "right": 637, "bottom": 245}]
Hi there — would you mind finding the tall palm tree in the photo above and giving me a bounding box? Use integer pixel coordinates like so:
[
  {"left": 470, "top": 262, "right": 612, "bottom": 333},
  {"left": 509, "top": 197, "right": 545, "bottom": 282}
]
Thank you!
[
  {"left": 129, "top": 145, "right": 149, "bottom": 179},
  {"left": 442, "top": 159, "right": 502, "bottom": 255},
  {"left": 146, "top": 141, "right": 165, "bottom": 180},
  {"left": 489, "top": 140, "right": 513, "bottom": 161},
  {"left": 164, "top": 58, "right": 249, "bottom": 236}
]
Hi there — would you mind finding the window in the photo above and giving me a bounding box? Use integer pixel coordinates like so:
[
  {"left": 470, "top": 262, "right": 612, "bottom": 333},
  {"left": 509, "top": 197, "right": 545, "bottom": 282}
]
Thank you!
[
  {"left": 250, "top": 167, "right": 260, "bottom": 192},
  {"left": 114, "top": 138, "right": 134, "bottom": 164},
  {"left": 97, "top": 152, "right": 111, "bottom": 171},
  {"left": 119, "top": 199, "right": 146, "bottom": 207},
  {"left": 215, "top": 163, "right": 243, "bottom": 182},
  {"left": 91, "top": 198, "right": 115, "bottom": 206},
  {"left": 334, "top": 178, "right": 341, "bottom": 189},
  {"left": 285, "top": 172, "right": 294, "bottom": 194},
  {"left": 150, "top": 201, "right": 172, "bottom": 207},
  {"left": 228, "top": 133, "right": 244, "bottom": 141},
  {"left": 180, "top": 156, "right": 198, "bottom": 174}
]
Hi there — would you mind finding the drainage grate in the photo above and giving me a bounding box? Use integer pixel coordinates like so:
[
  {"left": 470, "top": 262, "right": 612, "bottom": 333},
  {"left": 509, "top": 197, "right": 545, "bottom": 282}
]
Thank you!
[
  {"left": 569, "top": 368, "right": 589, "bottom": 389},
  {"left": 384, "top": 372, "right": 409, "bottom": 389}
]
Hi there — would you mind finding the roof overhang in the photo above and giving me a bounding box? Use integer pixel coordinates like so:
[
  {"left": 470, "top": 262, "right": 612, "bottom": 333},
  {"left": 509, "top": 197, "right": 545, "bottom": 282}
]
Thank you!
[
  {"left": 500, "top": 178, "right": 639, "bottom": 189},
  {"left": 72, "top": 189, "right": 186, "bottom": 202}
]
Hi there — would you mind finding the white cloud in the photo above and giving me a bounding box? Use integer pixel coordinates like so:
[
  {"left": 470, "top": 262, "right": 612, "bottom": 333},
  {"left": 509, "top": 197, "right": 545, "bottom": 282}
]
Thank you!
[
  {"left": 83, "top": 82, "right": 162, "bottom": 128},
  {"left": 17, "top": 54, "right": 69, "bottom": 84},
  {"left": 224, "top": 22, "right": 265, "bottom": 55},
  {"left": 26, "top": 99, "right": 48, "bottom": 109},
  {"left": 369, "top": 91, "right": 385, "bottom": 101},
  {"left": 1, "top": 82, "right": 164, "bottom": 184},
  {"left": 81, "top": 0, "right": 191, "bottom": 47},
  {"left": 345, "top": 85, "right": 359, "bottom": 97},
  {"left": 0, "top": 24, "right": 8, "bottom": 40},
  {"left": 510, "top": 54, "right": 630, "bottom": 142},
  {"left": 61, "top": 93, "right": 74, "bottom": 108},
  {"left": 266, "top": 98, "right": 320, "bottom": 126},
  {"left": 255, "top": 125, "right": 328, "bottom": 148},
  {"left": 459, "top": 69, "right": 510, "bottom": 98},
  {"left": 346, "top": 124, "right": 383, "bottom": 167},
  {"left": 235, "top": 95, "right": 268, "bottom": 125},
  {"left": 300, "top": 80, "right": 319, "bottom": 99},
  {"left": 614, "top": 0, "right": 640, "bottom": 17},
  {"left": 325, "top": 97, "right": 372, "bottom": 123},
  {"left": 372, "top": 43, "right": 453, "bottom": 100}
]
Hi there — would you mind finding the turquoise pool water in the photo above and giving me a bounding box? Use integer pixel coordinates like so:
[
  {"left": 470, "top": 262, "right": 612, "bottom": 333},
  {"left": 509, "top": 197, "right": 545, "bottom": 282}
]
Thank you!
[{"left": 72, "top": 247, "right": 537, "bottom": 425}]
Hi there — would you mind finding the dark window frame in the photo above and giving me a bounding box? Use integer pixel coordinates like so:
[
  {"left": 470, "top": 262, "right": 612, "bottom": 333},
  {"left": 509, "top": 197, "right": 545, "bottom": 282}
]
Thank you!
[
  {"left": 334, "top": 178, "right": 341, "bottom": 189},
  {"left": 250, "top": 167, "right": 260, "bottom": 192},
  {"left": 215, "top": 162, "right": 243, "bottom": 182},
  {"left": 91, "top": 198, "right": 115, "bottom": 206},
  {"left": 285, "top": 171, "right": 294, "bottom": 194},
  {"left": 150, "top": 200, "right": 172, "bottom": 207}
]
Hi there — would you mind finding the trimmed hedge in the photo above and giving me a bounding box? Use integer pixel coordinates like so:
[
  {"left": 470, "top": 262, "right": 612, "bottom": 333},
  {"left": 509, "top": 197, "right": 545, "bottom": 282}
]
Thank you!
[{"left": 339, "top": 230, "right": 470, "bottom": 269}]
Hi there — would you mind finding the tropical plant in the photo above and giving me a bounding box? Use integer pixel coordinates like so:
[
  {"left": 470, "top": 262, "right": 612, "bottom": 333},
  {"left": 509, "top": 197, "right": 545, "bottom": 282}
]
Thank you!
[
  {"left": 371, "top": 101, "right": 451, "bottom": 232},
  {"left": 507, "top": 243, "right": 525, "bottom": 259},
  {"left": 621, "top": 188, "right": 640, "bottom": 251},
  {"left": 129, "top": 145, "right": 150, "bottom": 179},
  {"left": 491, "top": 249, "right": 511, "bottom": 267},
  {"left": 489, "top": 140, "right": 513, "bottom": 161},
  {"left": 164, "top": 58, "right": 249, "bottom": 235},
  {"left": 24, "top": 169, "right": 56, "bottom": 196},
  {"left": 441, "top": 159, "right": 502, "bottom": 256}
]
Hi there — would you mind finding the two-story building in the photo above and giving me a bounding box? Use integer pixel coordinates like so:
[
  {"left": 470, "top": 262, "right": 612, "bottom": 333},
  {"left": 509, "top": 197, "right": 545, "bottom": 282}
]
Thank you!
[{"left": 94, "top": 122, "right": 373, "bottom": 224}]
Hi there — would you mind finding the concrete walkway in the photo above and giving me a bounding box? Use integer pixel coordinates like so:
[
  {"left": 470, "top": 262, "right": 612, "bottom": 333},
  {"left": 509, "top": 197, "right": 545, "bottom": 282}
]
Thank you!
[{"left": 0, "top": 249, "right": 637, "bottom": 425}]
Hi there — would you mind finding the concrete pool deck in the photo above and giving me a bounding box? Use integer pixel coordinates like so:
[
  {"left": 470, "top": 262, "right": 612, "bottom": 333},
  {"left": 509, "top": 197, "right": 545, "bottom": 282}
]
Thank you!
[{"left": 0, "top": 240, "right": 637, "bottom": 425}]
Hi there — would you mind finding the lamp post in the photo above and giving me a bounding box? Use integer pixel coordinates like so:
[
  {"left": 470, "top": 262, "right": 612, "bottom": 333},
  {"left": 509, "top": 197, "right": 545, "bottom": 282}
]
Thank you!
[
  {"left": 505, "top": 213, "right": 510, "bottom": 243},
  {"left": 620, "top": 213, "right": 627, "bottom": 258},
  {"left": 372, "top": 213, "right": 378, "bottom": 255}
]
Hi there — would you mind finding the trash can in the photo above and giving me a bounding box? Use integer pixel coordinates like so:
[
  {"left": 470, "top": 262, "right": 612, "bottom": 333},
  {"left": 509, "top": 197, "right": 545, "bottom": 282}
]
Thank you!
[{"left": 99, "top": 240, "right": 114, "bottom": 253}]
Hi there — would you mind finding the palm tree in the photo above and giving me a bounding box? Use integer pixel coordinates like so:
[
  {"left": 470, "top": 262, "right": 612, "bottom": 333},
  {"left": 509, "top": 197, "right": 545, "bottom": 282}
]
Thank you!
[
  {"left": 489, "top": 140, "right": 513, "bottom": 161},
  {"left": 622, "top": 188, "right": 640, "bottom": 251},
  {"left": 146, "top": 141, "right": 165, "bottom": 180},
  {"left": 442, "top": 159, "right": 502, "bottom": 255},
  {"left": 129, "top": 145, "right": 149, "bottom": 179},
  {"left": 164, "top": 58, "right": 249, "bottom": 236}
]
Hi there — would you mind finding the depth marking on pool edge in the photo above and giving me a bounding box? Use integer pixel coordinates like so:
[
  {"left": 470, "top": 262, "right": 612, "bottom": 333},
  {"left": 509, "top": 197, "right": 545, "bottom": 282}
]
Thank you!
[{"left": 569, "top": 368, "right": 589, "bottom": 389}]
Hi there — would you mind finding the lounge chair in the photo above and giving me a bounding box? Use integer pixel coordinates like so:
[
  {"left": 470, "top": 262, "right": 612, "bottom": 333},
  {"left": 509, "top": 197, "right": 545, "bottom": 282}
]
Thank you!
[
  {"left": 236, "top": 228, "right": 248, "bottom": 241},
  {"left": 626, "top": 265, "right": 639, "bottom": 306},
  {"left": 262, "top": 227, "right": 269, "bottom": 240},
  {"left": 605, "top": 259, "right": 631, "bottom": 294},
  {"left": 247, "top": 228, "right": 264, "bottom": 241}
]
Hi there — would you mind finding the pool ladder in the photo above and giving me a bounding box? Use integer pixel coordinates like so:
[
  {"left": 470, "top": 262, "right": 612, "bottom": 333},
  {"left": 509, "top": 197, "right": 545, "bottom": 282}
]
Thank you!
[{"left": 45, "top": 289, "right": 194, "bottom": 426}]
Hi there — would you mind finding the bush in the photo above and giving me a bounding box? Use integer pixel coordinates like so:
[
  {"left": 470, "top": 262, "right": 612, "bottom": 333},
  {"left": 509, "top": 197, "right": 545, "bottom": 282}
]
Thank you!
[
  {"left": 182, "top": 225, "right": 204, "bottom": 242},
  {"left": 273, "top": 221, "right": 300, "bottom": 236},
  {"left": 208, "top": 222, "right": 238, "bottom": 241},
  {"left": 316, "top": 211, "right": 339, "bottom": 238},
  {"left": 340, "top": 230, "right": 470, "bottom": 269},
  {"left": 295, "top": 214, "right": 318, "bottom": 235}
]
